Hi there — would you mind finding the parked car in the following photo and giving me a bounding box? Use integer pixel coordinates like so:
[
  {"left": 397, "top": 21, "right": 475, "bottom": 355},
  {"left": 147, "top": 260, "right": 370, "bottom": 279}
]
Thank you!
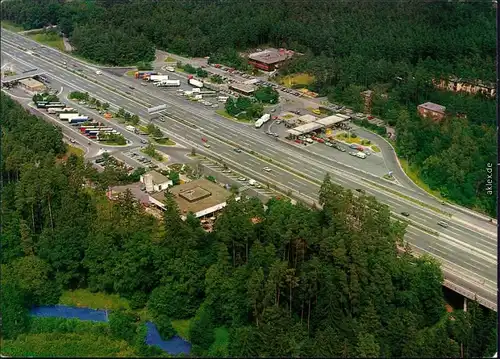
[
  {"left": 234, "top": 148, "right": 242, "bottom": 153},
  {"left": 263, "top": 167, "right": 272, "bottom": 172},
  {"left": 401, "top": 212, "right": 410, "bottom": 217}
]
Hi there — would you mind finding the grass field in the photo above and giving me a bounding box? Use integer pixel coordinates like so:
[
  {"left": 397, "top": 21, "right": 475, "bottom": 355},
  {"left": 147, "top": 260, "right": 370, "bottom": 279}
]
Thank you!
[
  {"left": 1, "top": 333, "right": 136, "bottom": 357},
  {"left": 67, "top": 145, "right": 84, "bottom": 157},
  {"left": 399, "top": 158, "right": 444, "bottom": 200},
  {"left": 208, "top": 327, "right": 229, "bottom": 356},
  {"left": 215, "top": 109, "right": 252, "bottom": 123},
  {"left": 155, "top": 138, "right": 176, "bottom": 146},
  {"left": 1, "top": 20, "right": 24, "bottom": 32},
  {"left": 280, "top": 73, "right": 315, "bottom": 88},
  {"left": 164, "top": 56, "right": 176, "bottom": 63},
  {"left": 371, "top": 145, "right": 381, "bottom": 153},
  {"left": 59, "top": 289, "right": 131, "bottom": 311},
  {"left": 171, "top": 319, "right": 191, "bottom": 340},
  {"left": 28, "top": 32, "right": 65, "bottom": 52},
  {"left": 125, "top": 70, "right": 136, "bottom": 77}
]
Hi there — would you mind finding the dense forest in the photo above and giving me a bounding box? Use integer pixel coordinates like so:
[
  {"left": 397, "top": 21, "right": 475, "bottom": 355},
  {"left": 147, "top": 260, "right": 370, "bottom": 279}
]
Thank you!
[
  {"left": 1, "top": 93, "right": 497, "bottom": 357},
  {"left": 1, "top": 0, "right": 496, "bottom": 215}
]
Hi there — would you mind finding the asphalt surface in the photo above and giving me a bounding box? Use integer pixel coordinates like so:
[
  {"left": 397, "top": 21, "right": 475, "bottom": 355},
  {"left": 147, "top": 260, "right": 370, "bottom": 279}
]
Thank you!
[{"left": 1, "top": 29, "right": 497, "bottom": 310}]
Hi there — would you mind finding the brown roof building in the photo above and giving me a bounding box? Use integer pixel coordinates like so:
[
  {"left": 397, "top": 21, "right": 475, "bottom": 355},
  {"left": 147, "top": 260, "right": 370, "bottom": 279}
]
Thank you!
[
  {"left": 248, "top": 48, "right": 294, "bottom": 72},
  {"left": 149, "top": 178, "right": 238, "bottom": 220},
  {"left": 19, "top": 78, "right": 46, "bottom": 93},
  {"left": 417, "top": 102, "right": 446, "bottom": 121}
]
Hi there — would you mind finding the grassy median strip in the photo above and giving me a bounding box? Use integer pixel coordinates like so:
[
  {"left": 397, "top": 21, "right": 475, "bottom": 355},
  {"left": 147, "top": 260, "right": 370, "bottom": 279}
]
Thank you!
[{"left": 364, "top": 179, "right": 452, "bottom": 217}]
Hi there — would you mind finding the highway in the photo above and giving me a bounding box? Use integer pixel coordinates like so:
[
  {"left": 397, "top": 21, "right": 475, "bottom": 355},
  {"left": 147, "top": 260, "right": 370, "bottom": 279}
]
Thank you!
[{"left": 1, "top": 29, "right": 497, "bottom": 310}]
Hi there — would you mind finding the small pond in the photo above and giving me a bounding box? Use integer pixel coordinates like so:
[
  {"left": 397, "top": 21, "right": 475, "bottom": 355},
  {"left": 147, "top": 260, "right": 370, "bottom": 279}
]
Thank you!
[{"left": 30, "top": 305, "right": 191, "bottom": 355}]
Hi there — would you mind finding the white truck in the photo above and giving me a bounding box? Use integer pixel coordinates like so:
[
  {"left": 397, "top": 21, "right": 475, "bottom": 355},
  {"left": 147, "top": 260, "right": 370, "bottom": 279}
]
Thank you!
[
  {"left": 48, "top": 107, "right": 74, "bottom": 114},
  {"left": 148, "top": 75, "right": 169, "bottom": 82},
  {"left": 156, "top": 80, "right": 181, "bottom": 87},
  {"left": 126, "top": 125, "right": 136, "bottom": 132},
  {"left": 188, "top": 78, "right": 204, "bottom": 88},
  {"left": 356, "top": 152, "right": 367, "bottom": 159},
  {"left": 248, "top": 179, "right": 256, "bottom": 186},
  {"left": 218, "top": 96, "right": 229, "bottom": 103},
  {"left": 166, "top": 66, "right": 175, "bottom": 72},
  {"left": 254, "top": 114, "right": 271, "bottom": 128},
  {"left": 59, "top": 113, "right": 81, "bottom": 121}
]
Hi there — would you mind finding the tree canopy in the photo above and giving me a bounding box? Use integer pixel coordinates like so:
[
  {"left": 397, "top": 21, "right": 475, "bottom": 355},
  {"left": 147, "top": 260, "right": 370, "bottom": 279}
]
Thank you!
[{"left": 1, "top": 93, "right": 496, "bottom": 357}]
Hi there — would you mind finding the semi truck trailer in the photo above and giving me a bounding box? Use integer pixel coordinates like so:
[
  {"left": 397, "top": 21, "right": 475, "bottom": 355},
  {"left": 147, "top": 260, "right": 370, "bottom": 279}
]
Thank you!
[
  {"left": 147, "top": 75, "right": 169, "bottom": 82},
  {"left": 188, "top": 78, "right": 204, "bottom": 88},
  {"left": 156, "top": 80, "right": 181, "bottom": 87},
  {"left": 59, "top": 113, "right": 81, "bottom": 120}
]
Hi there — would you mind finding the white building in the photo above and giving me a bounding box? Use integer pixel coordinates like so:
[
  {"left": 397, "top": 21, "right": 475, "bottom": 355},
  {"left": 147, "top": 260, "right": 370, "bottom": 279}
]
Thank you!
[{"left": 140, "top": 170, "right": 173, "bottom": 193}]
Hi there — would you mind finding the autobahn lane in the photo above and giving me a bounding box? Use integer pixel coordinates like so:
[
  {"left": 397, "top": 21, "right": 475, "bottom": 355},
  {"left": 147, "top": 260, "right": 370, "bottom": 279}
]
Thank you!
[
  {"left": 12, "top": 33, "right": 494, "bottom": 233},
  {"left": 3, "top": 42, "right": 496, "bottom": 246},
  {"left": 2, "top": 37, "right": 496, "bottom": 309},
  {"left": 2, "top": 31, "right": 496, "bottom": 228}
]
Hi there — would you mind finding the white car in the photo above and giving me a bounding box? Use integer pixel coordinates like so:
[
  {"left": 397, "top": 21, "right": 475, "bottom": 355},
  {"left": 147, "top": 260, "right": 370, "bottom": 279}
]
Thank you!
[
  {"left": 238, "top": 177, "right": 246, "bottom": 181},
  {"left": 263, "top": 167, "right": 272, "bottom": 172}
]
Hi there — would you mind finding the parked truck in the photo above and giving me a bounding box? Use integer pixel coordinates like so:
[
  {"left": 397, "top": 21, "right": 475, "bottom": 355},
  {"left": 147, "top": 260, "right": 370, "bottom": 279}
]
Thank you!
[
  {"left": 188, "top": 78, "right": 204, "bottom": 88},
  {"left": 356, "top": 152, "right": 367, "bottom": 159},
  {"left": 68, "top": 116, "right": 90, "bottom": 125},
  {"left": 126, "top": 125, "right": 136, "bottom": 132},
  {"left": 48, "top": 107, "right": 75, "bottom": 114},
  {"left": 59, "top": 113, "right": 81, "bottom": 121},
  {"left": 134, "top": 71, "right": 156, "bottom": 79},
  {"left": 156, "top": 80, "right": 181, "bottom": 87},
  {"left": 147, "top": 75, "right": 169, "bottom": 82},
  {"left": 254, "top": 114, "right": 271, "bottom": 129}
]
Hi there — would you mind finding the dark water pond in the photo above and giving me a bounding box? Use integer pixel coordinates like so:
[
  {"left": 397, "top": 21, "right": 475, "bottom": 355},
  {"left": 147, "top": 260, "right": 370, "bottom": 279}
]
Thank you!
[{"left": 30, "top": 305, "right": 191, "bottom": 355}]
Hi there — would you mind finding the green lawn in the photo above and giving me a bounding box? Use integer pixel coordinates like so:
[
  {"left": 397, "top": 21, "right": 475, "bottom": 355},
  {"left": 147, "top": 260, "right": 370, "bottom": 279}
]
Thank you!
[
  {"left": 28, "top": 32, "right": 65, "bottom": 52},
  {"left": 208, "top": 327, "right": 229, "bottom": 356},
  {"left": 216, "top": 109, "right": 253, "bottom": 123},
  {"left": 154, "top": 138, "right": 176, "bottom": 146},
  {"left": 1, "top": 20, "right": 24, "bottom": 32},
  {"left": 171, "top": 319, "right": 191, "bottom": 340},
  {"left": 175, "top": 67, "right": 185, "bottom": 73},
  {"left": 399, "top": 158, "right": 445, "bottom": 200},
  {"left": 59, "top": 289, "right": 130, "bottom": 311},
  {"left": 125, "top": 70, "right": 136, "bottom": 77},
  {"left": 1, "top": 333, "right": 136, "bottom": 357},
  {"left": 67, "top": 144, "right": 84, "bottom": 157},
  {"left": 164, "top": 56, "right": 176, "bottom": 63}
]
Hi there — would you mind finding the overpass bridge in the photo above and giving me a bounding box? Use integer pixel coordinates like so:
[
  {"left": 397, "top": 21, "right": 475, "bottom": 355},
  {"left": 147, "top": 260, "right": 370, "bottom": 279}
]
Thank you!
[{"left": 1, "top": 69, "right": 46, "bottom": 85}]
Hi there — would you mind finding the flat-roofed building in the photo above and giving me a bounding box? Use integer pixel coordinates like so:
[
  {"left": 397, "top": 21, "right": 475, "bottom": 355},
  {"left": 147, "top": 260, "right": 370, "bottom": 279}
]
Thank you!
[
  {"left": 297, "top": 114, "right": 317, "bottom": 124},
  {"left": 18, "top": 78, "right": 46, "bottom": 93},
  {"left": 149, "top": 178, "right": 239, "bottom": 220},
  {"left": 248, "top": 48, "right": 294, "bottom": 72},
  {"left": 229, "top": 82, "right": 256, "bottom": 95}
]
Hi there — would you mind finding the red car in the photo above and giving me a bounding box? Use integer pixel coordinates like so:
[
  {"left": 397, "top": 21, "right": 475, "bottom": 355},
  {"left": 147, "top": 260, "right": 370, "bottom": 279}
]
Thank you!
[
  {"left": 201, "top": 137, "right": 207, "bottom": 142},
  {"left": 316, "top": 138, "right": 325, "bottom": 143},
  {"left": 295, "top": 139, "right": 302, "bottom": 144},
  {"left": 368, "top": 115, "right": 374, "bottom": 120},
  {"left": 272, "top": 116, "right": 278, "bottom": 120},
  {"left": 215, "top": 64, "right": 221, "bottom": 68}
]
